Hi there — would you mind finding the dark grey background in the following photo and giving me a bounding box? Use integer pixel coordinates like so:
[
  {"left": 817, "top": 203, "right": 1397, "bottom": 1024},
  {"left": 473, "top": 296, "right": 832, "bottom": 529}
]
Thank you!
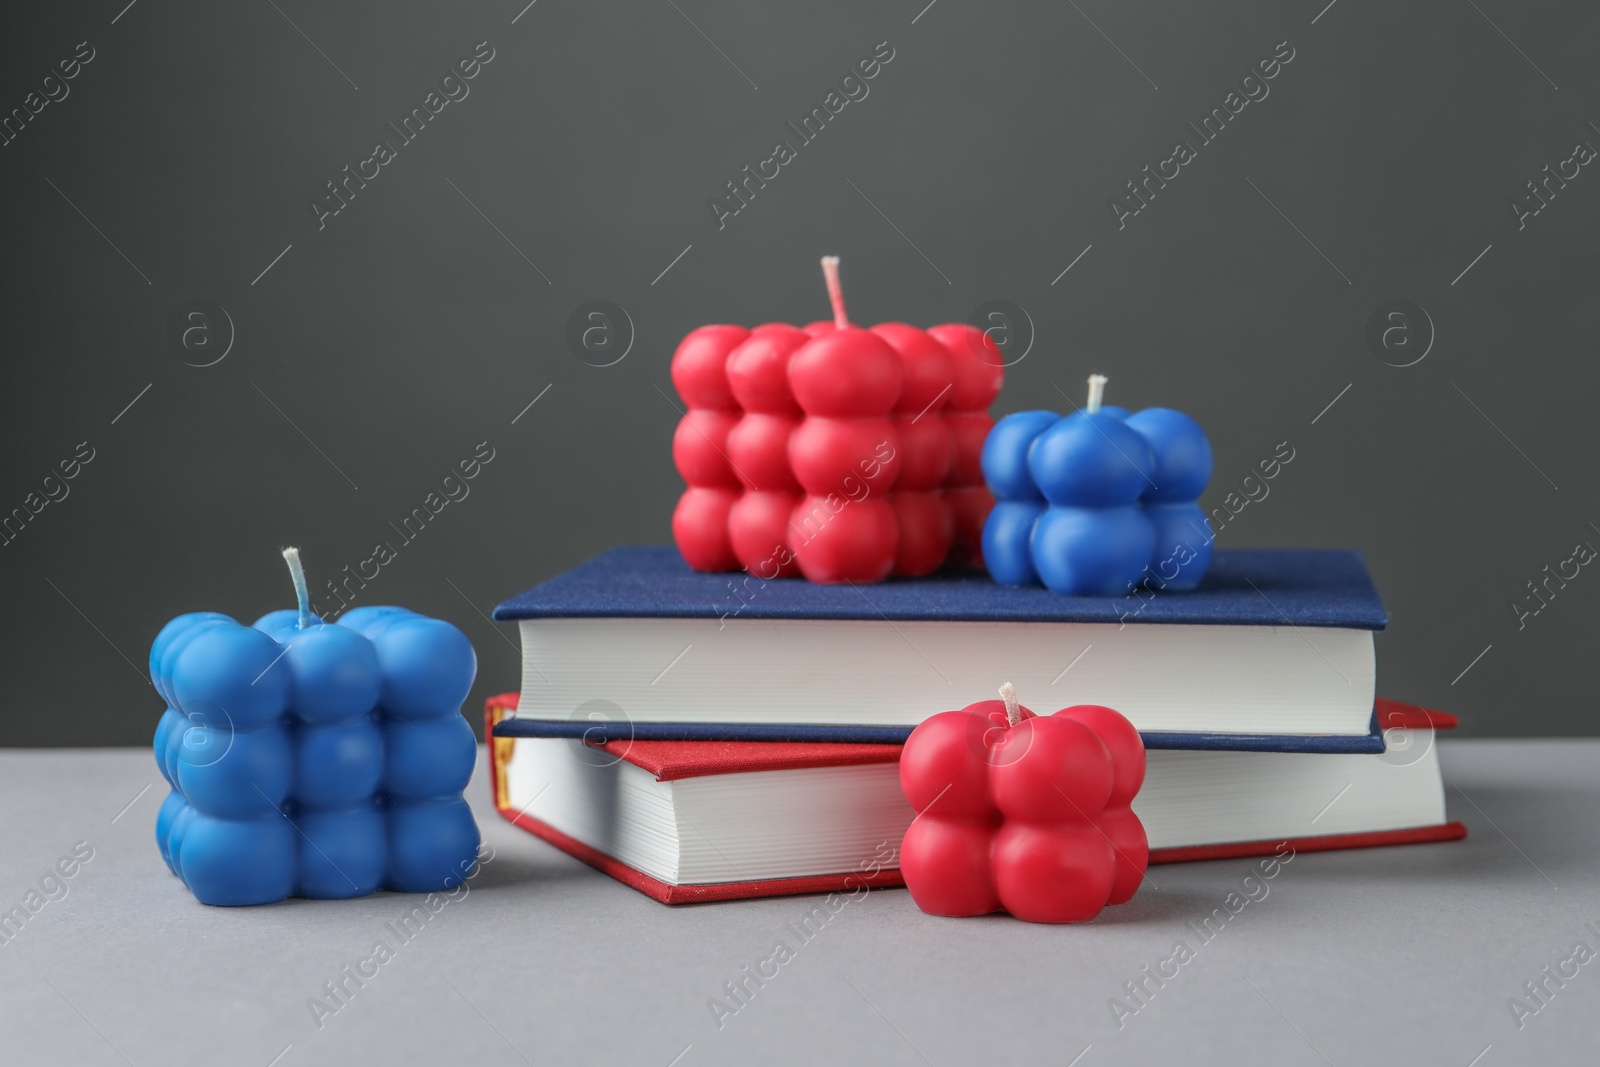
[{"left": 2, "top": 0, "right": 1594, "bottom": 746}]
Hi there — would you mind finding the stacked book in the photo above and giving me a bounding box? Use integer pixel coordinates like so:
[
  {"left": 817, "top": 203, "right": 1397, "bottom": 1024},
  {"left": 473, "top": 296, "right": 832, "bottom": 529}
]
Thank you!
[{"left": 488, "top": 547, "right": 1463, "bottom": 903}]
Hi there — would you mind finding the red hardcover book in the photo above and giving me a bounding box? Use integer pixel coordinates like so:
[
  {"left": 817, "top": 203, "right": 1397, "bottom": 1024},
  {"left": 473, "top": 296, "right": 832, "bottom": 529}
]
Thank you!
[{"left": 487, "top": 693, "right": 1465, "bottom": 904}]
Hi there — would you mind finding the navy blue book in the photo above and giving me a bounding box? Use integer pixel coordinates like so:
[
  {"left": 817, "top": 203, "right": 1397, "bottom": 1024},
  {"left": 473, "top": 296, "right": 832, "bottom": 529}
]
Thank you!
[{"left": 493, "top": 547, "right": 1387, "bottom": 752}]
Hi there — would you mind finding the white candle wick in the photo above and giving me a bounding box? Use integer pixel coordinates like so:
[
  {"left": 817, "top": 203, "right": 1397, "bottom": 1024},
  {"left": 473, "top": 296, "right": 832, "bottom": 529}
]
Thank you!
[
  {"left": 1086, "top": 374, "right": 1108, "bottom": 414},
  {"left": 821, "top": 255, "right": 849, "bottom": 330},
  {"left": 282, "top": 546, "right": 313, "bottom": 630},
  {"left": 999, "top": 681, "right": 1021, "bottom": 728}
]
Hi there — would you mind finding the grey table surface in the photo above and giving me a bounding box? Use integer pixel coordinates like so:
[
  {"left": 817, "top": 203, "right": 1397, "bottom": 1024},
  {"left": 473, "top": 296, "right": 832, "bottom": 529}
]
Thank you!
[{"left": 1, "top": 740, "right": 1594, "bottom": 1067}]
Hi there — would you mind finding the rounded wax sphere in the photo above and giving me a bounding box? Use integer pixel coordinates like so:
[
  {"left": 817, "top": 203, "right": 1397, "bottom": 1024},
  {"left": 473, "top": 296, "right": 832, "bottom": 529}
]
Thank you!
[
  {"left": 1124, "top": 407, "right": 1213, "bottom": 503},
  {"left": 982, "top": 411, "right": 1060, "bottom": 501},
  {"left": 899, "top": 710, "right": 1004, "bottom": 816},
  {"left": 946, "top": 485, "right": 995, "bottom": 567},
  {"left": 672, "top": 409, "right": 742, "bottom": 489},
  {"left": 161, "top": 713, "right": 189, "bottom": 786},
  {"left": 891, "top": 492, "right": 955, "bottom": 577},
  {"left": 162, "top": 798, "right": 196, "bottom": 874},
  {"left": 294, "top": 806, "right": 386, "bottom": 899},
  {"left": 1057, "top": 704, "right": 1147, "bottom": 903},
  {"left": 170, "top": 623, "right": 291, "bottom": 728},
  {"left": 1146, "top": 503, "right": 1213, "bottom": 591},
  {"left": 277, "top": 622, "right": 382, "bottom": 725},
  {"left": 369, "top": 616, "right": 476, "bottom": 720},
  {"left": 292, "top": 720, "right": 384, "bottom": 806},
  {"left": 386, "top": 797, "right": 480, "bottom": 892},
  {"left": 673, "top": 487, "right": 739, "bottom": 571},
  {"left": 151, "top": 613, "right": 231, "bottom": 691},
  {"left": 383, "top": 716, "right": 477, "bottom": 798},
  {"left": 945, "top": 413, "right": 994, "bottom": 486},
  {"left": 154, "top": 707, "right": 184, "bottom": 785},
  {"left": 990, "top": 716, "right": 1113, "bottom": 819},
  {"left": 873, "top": 323, "right": 954, "bottom": 417},
  {"left": 727, "top": 326, "right": 807, "bottom": 414},
  {"left": 892, "top": 417, "right": 955, "bottom": 492},
  {"left": 726, "top": 414, "right": 801, "bottom": 490},
  {"left": 787, "top": 330, "right": 903, "bottom": 418},
  {"left": 728, "top": 490, "right": 802, "bottom": 578},
  {"left": 991, "top": 822, "right": 1115, "bottom": 923},
  {"left": 983, "top": 501, "right": 1045, "bottom": 586},
  {"left": 788, "top": 495, "right": 898, "bottom": 584},
  {"left": 176, "top": 727, "right": 292, "bottom": 819},
  {"left": 154, "top": 615, "right": 234, "bottom": 708},
  {"left": 1027, "top": 412, "right": 1154, "bottom": 508},
  {"left": 874, "top": 323, "right": 955, "bottom": 492},
  {"left": 178, "top": 813, "right": 296, "bottom": 906},
  {"left": 336, "top": 605, "right": 410, "bottom": 637},
  {"left": 1030, "top": 505, "right": 1155, "bottom": 596},
  {"left": 155, "top": 789, "right": 187, "bottom": 873},
  {"left": 670, "top": 324, "right": 748, "bottom": 409},
  {"left": 927, "top": 323, "right": 1004, "bottom": 411},
  {"left": 788, "top": 419, "right": 901, "bottom": 496}
]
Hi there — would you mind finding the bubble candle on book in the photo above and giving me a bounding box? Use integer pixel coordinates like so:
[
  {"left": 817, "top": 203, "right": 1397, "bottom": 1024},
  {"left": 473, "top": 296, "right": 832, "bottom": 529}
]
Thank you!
[
  {"left": 669, "top": 257, "right": 1005, "bottom": 581},
  {"left": 981, "top": 375, "right": 1213, "bottom": 596}
]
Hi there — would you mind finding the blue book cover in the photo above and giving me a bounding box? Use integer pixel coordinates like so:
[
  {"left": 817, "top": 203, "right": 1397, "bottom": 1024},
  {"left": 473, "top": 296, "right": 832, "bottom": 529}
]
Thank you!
[
  {"left": 491, "top": 710, "right": 1386, "bottom": 754},
  {"left": 493, "top": 546, "right": 1387, "bottom": 630}
]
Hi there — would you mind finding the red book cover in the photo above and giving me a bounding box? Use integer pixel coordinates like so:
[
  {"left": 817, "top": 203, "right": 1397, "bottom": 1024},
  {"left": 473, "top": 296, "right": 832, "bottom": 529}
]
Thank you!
[{"left": 486, "top": 693, "right": 1466, "bottom": 904}]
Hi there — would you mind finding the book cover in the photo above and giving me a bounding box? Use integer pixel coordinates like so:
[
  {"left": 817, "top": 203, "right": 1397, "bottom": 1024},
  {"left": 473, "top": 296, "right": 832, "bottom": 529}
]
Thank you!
[
  {"left": 493, "top": 546, "right": 1388, "bottom": 629},
  {"left": 490, "top": 708, "right": 1390, "bottom": 753}
]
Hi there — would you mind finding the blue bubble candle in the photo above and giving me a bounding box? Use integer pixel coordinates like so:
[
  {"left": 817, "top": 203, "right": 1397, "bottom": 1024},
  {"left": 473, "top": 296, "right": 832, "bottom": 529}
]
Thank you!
[
  {"left": 1027, "top": 375, "right": 1157, "bottom": 596},
  {"left": 1125, "top": 407, "right": 1213, "bottom": 590},
  {"left": 979, "top": 375, "right": 1214, "bottom": 596},
  {"left": 152, "top": 548, "right": 480, "bottom": 906}
]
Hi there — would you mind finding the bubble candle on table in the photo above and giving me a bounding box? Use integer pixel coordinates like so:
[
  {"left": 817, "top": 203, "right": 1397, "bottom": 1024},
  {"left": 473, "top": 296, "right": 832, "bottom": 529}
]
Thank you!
[
  {"left": 898, "top": 682, "right": 1147, "bottom": 923},
  {"left": 152, "top": 548, "right": 480, "bottom": 906}
]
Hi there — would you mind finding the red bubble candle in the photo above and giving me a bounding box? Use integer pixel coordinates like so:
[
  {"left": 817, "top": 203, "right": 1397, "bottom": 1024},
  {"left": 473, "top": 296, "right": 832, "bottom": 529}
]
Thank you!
[
  {"left": 873, "top": 322, "right": 955, "bottom": 577},
  {"left": 928, "top": 323, "right": 1004, "bottom": 570},
  {"left": 668, "top": 258, "right": 1005, "bottom": 581},
  {"left": 725, "top": 324, "right": 809, "bottom": 578},
  {"left": 670, "top": 325, "right": 748, "bottom": 571},
  {"left": 898, "top": 683, "right": 1147, "bottom": 923},
  {"left": 787, "top": 258, "right": 904, "bottom": 582}
]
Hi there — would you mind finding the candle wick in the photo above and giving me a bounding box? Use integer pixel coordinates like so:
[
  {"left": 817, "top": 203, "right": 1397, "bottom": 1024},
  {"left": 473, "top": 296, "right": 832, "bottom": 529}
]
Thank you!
[
  {"left": 1086, "top": 374, "right": 1107, "bottom": 414},
  {"left": 820, "top": 255, "right": 849, "bottom": 331},
  {"left": 999, "top": 681, "right": 1021, "bottom": 728},
  {"left": 282, "top": 546, "right": 313, "bottom": 630}
]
